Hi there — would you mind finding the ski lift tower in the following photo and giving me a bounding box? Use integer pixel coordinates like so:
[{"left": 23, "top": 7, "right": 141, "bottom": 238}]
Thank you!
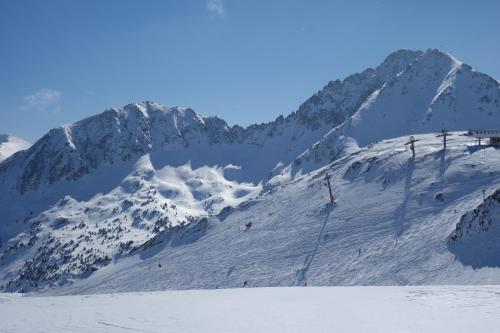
[
  {"left": 467, "top": 129, "right": 500, "bottom": 146},
  {"left": 324, "top": 173, "right": 335, "bottom": 203},
  {"left": 404, "top": 136, "right": 420, "bottom": 159},
  {"left": 436, "top": 129, "right": 452, "bottom": 151}
]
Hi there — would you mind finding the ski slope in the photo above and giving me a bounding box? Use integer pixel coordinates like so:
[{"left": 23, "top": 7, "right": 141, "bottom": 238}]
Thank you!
[
  {"left": 2, "top": 286, "right": 500, "bottom": 333},
  {"left": 46, "top": 132, "right": 500, "bottom": 295}
]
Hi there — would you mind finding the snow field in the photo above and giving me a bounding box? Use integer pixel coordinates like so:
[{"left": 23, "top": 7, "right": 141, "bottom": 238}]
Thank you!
[{"left": 1, "top": 286, "right": 500, "bottom": 333}]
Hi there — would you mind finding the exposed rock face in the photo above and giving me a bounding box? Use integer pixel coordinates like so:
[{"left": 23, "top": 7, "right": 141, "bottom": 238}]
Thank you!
[{"left": 450, "top": 189, "right": 500, "bottom": 242}]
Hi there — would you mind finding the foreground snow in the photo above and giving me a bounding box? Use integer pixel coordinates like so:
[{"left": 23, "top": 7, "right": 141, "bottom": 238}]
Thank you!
[{"left": 2, "top": 286, "right": 500, "bottom": 332}]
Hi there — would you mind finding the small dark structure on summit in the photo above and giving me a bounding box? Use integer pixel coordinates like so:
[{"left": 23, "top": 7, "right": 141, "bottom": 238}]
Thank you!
[{"left": 467, "top": 129, "right": 500, "bottom": 146}]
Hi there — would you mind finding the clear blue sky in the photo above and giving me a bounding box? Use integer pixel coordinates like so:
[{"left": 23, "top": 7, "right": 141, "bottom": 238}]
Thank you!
[{"left": 1, "top": 0, "right": 500, "bottom": 142}]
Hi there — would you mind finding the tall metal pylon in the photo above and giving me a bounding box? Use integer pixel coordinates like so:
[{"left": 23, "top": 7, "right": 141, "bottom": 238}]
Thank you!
[
  {"left": 436, "top": 129, "right": 452, "bottom": 151},
  {"left": 325, "top": 173, "right": 335, "bottom": 203},
  {"left": 404, "top": 136, "right": 420, "bottom": 159}
]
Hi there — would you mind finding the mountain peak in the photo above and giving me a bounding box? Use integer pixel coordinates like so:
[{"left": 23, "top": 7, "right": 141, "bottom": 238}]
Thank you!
[
  {"left": 381, "top": 49, "right": 423, "bottom": 65},
  {"left": 123, "top": 101, "right": 187, "bottom": 113},
  {"left": 375, "top": 48, "right": 464, "bottom": 81},
  {"left": 424, "top": 48, "right": 460, "bottom": 61},
  {"left": 375, "top": 49, "right": 423, "bottom": 79}
]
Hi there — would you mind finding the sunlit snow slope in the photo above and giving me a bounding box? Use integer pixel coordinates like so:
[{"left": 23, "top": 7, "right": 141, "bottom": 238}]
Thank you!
[{"left": 51, "top": 133, "right": 500, "bottom": 295}]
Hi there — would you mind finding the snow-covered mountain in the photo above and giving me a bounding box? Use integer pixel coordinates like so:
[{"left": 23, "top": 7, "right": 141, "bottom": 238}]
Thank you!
[
  {"left": 32, "top": 133, "right": 499, "bottom": 294},
  {"left": 1, "top": 48, "right": 499, "bottom": 293},
  {"left": 0, "top": 51, "right": 422, "bottom": 195},
  {"left": 0, "top": 135, "right": 30, "bottom": 162},
  {"left": 289, "top": 49, "right": 500, "bottom": 176}
]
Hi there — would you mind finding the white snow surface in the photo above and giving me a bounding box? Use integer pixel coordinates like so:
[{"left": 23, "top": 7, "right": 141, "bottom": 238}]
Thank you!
[
  {"left": 2, "top": 286, "right": 500, "bottom": 333},
  {"left": 0, "top": 134, "right": 30, "bottom": 161},
  {"left": 35, "top": 132, "right": 499, "bottom": 295}
]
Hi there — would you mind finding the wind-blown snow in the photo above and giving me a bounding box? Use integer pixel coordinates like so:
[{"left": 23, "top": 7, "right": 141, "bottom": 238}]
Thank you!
[
  {"left": 0, "top": 134, "right": 30, "bottom": 161},
  {"left": 0, "top": 157, "right": 260, "bottom": 292}
]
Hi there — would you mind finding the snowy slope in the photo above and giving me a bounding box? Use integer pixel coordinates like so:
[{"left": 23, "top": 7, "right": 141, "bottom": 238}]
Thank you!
[
  {"left": 2, "top": 286, "right": 500, "bottom": 333},
  {"left": 0, "top": 134, "right": 30, "bottom": 161},
  {"left": 0, "top": 158, "right": 261, "bottom": 292},
  {"left": 30, "top": 132, "right": 498, "bottom": 295}
]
